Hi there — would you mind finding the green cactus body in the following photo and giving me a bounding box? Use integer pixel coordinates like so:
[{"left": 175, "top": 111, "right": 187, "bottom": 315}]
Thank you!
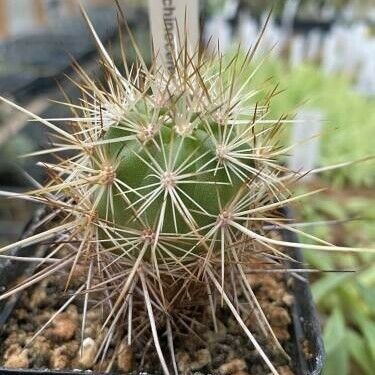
[{"left": 96, "top": 108, "right": 251, "bottom": 257}]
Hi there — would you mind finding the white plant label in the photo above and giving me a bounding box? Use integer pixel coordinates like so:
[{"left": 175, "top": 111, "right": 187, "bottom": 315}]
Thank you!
[
  {"left": 289, "top": 109, "right": 323, "bottom": 180},
  {"left": 147, "top": 0, "right": 199, "bottom": 72}
]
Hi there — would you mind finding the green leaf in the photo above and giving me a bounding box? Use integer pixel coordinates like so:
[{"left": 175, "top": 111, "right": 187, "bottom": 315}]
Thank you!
[
  {"left": 347, "top": 329, "right": 375, "bottom": 375},
  {"left": 317, "top": 200, "right": 347, "bottom": 220},
  {"left": 354, "top": 314, "right": 375, "bottom": 362},
  {"left": 356, "top": 282, "right": 375, "bottom": 311},
  {"left": 312, "top": 273, "right": 353, "bottom": 304},
  {"left": 304, "top": 251, "right": 333, "bottom": 270},
  {"left": 323, "top": 308, "right": 346, "bottom": 353},
  {"left": 322, "top": 344, "right": 349, "bottom": 375},
  {"left": 322, "top": 309, "right": 348, "bottom": 375}
]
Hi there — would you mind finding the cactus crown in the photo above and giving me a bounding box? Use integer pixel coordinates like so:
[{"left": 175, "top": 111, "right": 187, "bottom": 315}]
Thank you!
[{"left": 0, "top": 8, "right": 373, "bottom": 375}]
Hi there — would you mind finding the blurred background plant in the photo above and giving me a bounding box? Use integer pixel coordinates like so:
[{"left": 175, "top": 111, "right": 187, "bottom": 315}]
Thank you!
[
  {"left": 0, "top": 1, "right": 374, "bottom": 374},
  {"left": 250, "top": 60, "right": 375, "bottom": 187},
  {"left": 298, "top": 191, "right": 375, "bottom": 375}
]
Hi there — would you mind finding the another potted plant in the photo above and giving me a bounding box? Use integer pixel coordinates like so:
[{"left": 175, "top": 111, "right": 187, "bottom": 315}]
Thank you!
[{"left": 0, "top": 5, "right": 371, "bottom": 375}]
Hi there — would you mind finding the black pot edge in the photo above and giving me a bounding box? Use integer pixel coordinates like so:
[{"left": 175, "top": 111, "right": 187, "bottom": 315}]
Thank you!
[
  {"left": 0, "top": 207, "right": 324, "bottom": 375},
  {"left": 283, "top": 209, "right": 325, "bottom": 375}
]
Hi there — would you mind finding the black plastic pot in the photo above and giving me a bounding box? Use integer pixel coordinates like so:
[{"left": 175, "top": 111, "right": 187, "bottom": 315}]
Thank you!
[{"left": 0, "top": 209, "right": 324, "bottom": 375}]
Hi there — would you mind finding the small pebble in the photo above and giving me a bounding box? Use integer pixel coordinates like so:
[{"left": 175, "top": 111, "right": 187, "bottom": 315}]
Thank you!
[
  {"left": 273, "top": 326, "right": 291, "bottom": 342},
  {"left": 219, "top": 358, "right": 247, "bottom": 374},
  {"left": 28, "top": 336, "right": 51, "bottom": 367},
  {"left": 4, "top": 344, "right": 29, "bottom": 368},
  {"left": 78, "top": 337, "right": 97, "bottom": 368},
  {"left": 117, "top": 342, "right": 133, "bottom": 372},
  {"left": 4, "top": 331, "right": 27, "bottom": 347},
  {"left": 190, "top": 348, "right": 211, "bottom": 370},
  {"left": 176, "top": 351, "right": 191, "bottom": 374},
  {"left": 30, "top": 284, "right": 47, "bottom": 309},
  {"left": 50, "top": 347, "right": 68, "bottom": 369},
  {"left": 14, "top": 308, "right": 29, "bottom": 321},
  {"left": 51, "top": 313, "right": 77, "bottom": 341},
  {"left": 277, "top": 365, "right": 294, "bottom": 375},
  {"left": 282, "top": 293, "right": 294, "bottom": 306},
  {"left": 267, "top": 306, "right": 291, "bottom": 327}
]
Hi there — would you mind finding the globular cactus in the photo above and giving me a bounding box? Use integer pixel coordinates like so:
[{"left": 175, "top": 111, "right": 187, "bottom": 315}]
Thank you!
[{"left": 0, "top": 8, "right": 372, "bottom": 375}]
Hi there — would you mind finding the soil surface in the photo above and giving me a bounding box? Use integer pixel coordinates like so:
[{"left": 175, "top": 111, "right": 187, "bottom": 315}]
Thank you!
[{"left": 0, "top": 271, "right": 295, "bottom": 375}]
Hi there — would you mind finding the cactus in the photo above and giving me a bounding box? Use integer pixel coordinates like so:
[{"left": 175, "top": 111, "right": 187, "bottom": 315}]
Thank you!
[{"left": 0, "top": 8, "right": 373, "bottom": 375}]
